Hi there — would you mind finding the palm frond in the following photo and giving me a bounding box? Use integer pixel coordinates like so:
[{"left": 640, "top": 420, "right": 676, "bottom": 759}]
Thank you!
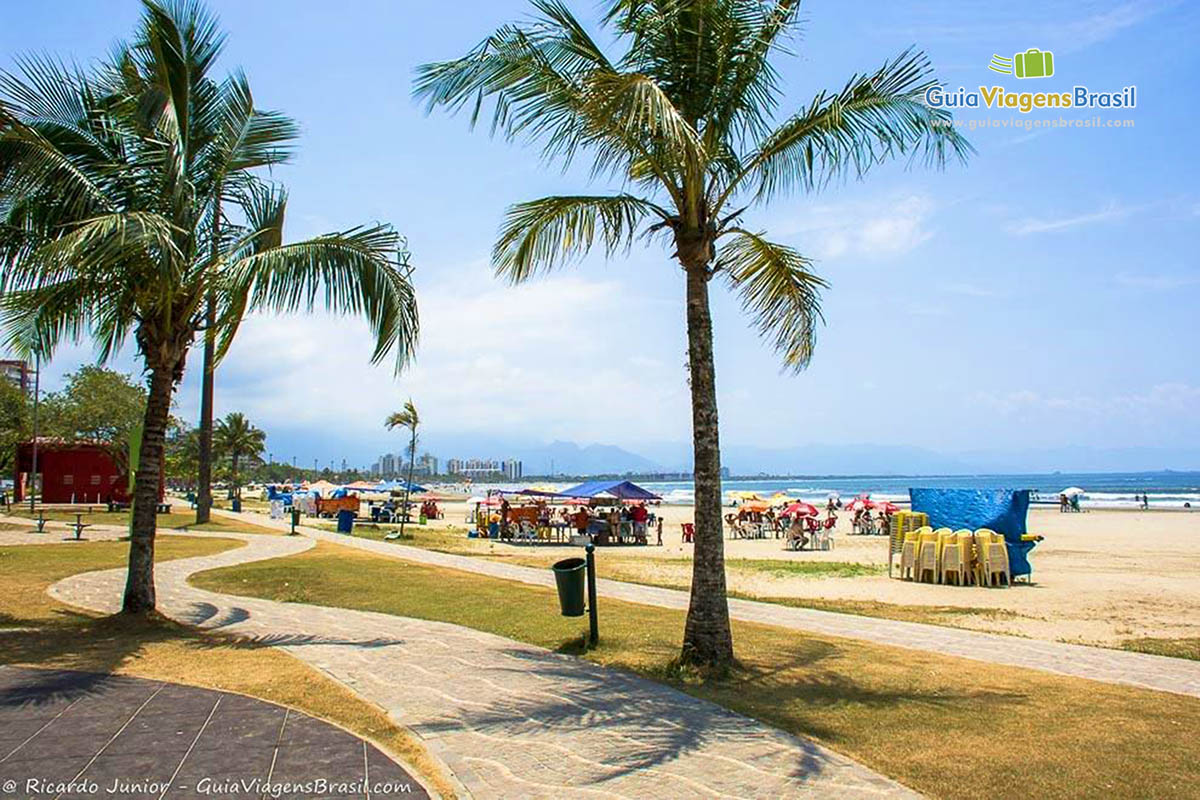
[
  {"left": 493, "top": 193, "right": 667, "bottom": 283},
  {"left": 717, "top": 227, "right": 826, "bottom": 372},
  {"left": 224, "top": 225, "right": 418, "bottom": 373},
  {"left": 723, "top": 49, "right": 973, "bottom": 208}
]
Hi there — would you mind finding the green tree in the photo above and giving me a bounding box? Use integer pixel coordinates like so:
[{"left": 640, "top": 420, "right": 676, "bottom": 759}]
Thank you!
[
  {"left": 162, "top": 418, "right": 198, "bottom": 487},
  {"left": 213, "top": 411, "right": 265, "bottom": 501},
  {"left": 384, "top": 399, "right": 420, "bottom": 540},
  {"left": 0, "top": 377, "right": 28, "bottom": 476},
  {"left": 416, "top": 0, "right": 968, "bottom": 666},
  {"left": 0, "top": 0, "right": 418, "bottom": 614},
  {"left": 41, "top": 366, "right": 147, "bottom": 475}
]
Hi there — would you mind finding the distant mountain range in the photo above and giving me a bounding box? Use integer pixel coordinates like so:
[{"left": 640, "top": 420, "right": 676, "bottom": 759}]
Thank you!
[{"left": 264, "top": 426, "right": 1200, "bottom": 476}]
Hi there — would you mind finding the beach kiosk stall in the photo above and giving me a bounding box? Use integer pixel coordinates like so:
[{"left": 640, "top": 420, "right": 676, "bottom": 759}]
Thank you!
[{"left": 558, "top": 480, "right": 662, "bottom": 545}]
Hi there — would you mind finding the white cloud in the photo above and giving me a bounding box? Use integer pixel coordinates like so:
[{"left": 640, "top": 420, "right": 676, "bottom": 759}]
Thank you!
[
  {"left": 1115, "top": 271, "right": 1200, "bottom": 290},
  {"left": 771, "top": 193, "right": 936, "bottom": 260},
  {"left": 976, "top": 383, "right": 1200, "bottom": 418},
  {"left": 1009, "top": 202, "right": 1132, "bottom": 235},
  {"left": 1059, "top": 1, "right": 1177, "bottom": 51},
  {"left": 203, "top": 264, "right": 691, "bottom": 450},
  {"left": 941, "top": 282, "right": 1002, "bottom": 298}
]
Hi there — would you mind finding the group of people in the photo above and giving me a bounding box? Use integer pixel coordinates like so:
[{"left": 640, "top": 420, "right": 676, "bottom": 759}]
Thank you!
[
  {"left": 482, "top": 498, "right": 662, "bottom": 545},
  {"left": 851, "top": 507, "right": 891, "bottom": 535},
  {"left": 724, "top": 503, "right": 839, "bottom": 551}
]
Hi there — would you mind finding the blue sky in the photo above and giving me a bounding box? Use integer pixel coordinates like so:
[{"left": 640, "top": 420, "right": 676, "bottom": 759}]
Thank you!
[{"left": 4, "top": 0, "right": 1199, "bottom": 471}]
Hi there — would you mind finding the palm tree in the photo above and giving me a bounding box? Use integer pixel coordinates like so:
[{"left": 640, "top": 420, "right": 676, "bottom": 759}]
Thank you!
[
  {"left": 384, "top": 399, "right": 420, "bottom": 540},
  {"left": 0, "top": 0, "right": 419, "bottom": 614},
  {"left": 214, "top": 412, "right": 265, "bottom": 502},
  {"left": 416, "top": 0, "right": 969, "bottom": 666}
]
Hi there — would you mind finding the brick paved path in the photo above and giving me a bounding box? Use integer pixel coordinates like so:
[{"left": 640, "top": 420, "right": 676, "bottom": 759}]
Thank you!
[
  {"left": 216, "top": 510, "right": 1200, "bottom": 699},
  {"left": 0, "top": 666, "right": 424, "bottom": 800},
  {"left": 50, "top": 532, "right": 916, "bottom": 799}
]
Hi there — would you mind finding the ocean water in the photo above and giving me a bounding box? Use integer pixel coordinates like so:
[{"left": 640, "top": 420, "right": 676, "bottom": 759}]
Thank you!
[{"left": 635, "top": 472, "right": 1200, "bottom": 509}]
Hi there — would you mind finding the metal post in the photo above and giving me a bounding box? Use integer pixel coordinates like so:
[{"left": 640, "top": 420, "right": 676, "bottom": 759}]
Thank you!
[
  {"left": 585, "top": 543, "right": 599, "bottom": 647},
  {"left": 29, "top": 353, "right": 39, "bottom": 512}
]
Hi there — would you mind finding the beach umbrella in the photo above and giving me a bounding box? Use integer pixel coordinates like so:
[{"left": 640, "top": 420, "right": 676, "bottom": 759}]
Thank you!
[
  {"left": 1060, "top": 487, "right": 1086, "bottom": 497},
  {"left": 729, "top": 490, "right": 762, "bottom": 500},
  {"left": 742, "top": 500, "right": 770, "bottom": 512},
  {"left": 844, "top": 497, "right": 876, "bottom": 511},
  {"left": 875, "top": 501, "right": 899, "bottom": 514},
  {"left": 783, "top": 502, "right": 819, "bottom": 517},
  {"left": 768, "top": 492, "right": 793, "bottom": 505}
]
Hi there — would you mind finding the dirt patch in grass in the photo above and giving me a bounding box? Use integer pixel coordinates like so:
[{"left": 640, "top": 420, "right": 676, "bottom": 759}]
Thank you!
[
  {"left": 194, "top": 541, "right": 1200, "bottom": 800},
  {"left": 0, "top": 537, "right": 455, "bottom": 798}
]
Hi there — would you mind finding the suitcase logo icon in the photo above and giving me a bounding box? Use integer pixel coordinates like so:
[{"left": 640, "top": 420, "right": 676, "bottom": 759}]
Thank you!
[{"left": 989, "top": 48, "right": 1055, "bottom": 79}]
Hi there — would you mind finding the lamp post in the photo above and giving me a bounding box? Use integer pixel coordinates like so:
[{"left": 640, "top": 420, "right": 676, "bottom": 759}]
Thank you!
[{"left": 28, "top": 353, "right": 39, "bottom": 512}]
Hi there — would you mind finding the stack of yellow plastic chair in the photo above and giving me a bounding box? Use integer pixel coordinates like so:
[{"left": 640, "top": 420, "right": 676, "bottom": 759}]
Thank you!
[
  {"left": 899, "top": 525, "right": 928, "bottom": 580},
  {"left": 916, "top": 527, "right": 945, "bottom": 583},
  {"left": 972, "top": 529, "right": 994, "bottom": 585},
  {"left": 940, "top": 529, "right": 972, "bottom": 585}
]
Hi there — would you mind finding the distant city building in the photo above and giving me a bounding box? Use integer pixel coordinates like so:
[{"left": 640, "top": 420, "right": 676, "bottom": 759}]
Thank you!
[
  {"left": 444, "top": 457, "right": 522, "bottom": 479},
  {"left": 379, "top": 453, "right": 397, "bottom": 476},
  {"left": 0, "top": 359, "right": 34, "bottom": 395},
  {"left": 413, "top": 452, "right": 438, "bottom": 476}
]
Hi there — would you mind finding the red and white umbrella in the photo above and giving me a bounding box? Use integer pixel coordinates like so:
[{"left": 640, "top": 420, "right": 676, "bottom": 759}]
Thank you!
[
  {"left": 875, "top": 501, "right": 899, "bottom": 514},
  {"left": 844, "top": 497, "right": 876, "bottom": 511},
  {"left": 783, "top": 502, "right": 819, "bottom": 517}
]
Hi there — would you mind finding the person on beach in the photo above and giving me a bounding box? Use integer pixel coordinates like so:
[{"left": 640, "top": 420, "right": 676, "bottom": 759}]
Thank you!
[
  {"left": 788, "top": 514, "right": 809, "bottom": 550},
  {"left": 573, "top": 506, "right": 590, "bottom": 539}
]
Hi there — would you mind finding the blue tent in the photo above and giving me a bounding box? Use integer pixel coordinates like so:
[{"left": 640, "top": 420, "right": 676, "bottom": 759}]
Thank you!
[
  {"left": 559, "top": 480, "right": 661, "bottom": 501},
  {"left": 909, "top": 488, "right": 1038, "bottom": 577},
  {"left": 378, "top": 479, "right": 427, "bottom": 493}
]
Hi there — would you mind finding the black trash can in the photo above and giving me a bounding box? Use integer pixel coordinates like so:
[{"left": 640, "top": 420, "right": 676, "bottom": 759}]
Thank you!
[
  {"left": 336, "top": 509, "right": 355, "bottom": 534},
  {"left": 552, "top": 557, "right": 587, "bottom": 617},
  {"left": 231, "top": 497, "right": 242, "bottom": 513}
]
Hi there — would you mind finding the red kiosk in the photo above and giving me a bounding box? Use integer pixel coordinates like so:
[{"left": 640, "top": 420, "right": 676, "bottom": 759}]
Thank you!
[{"left": 12, "top": 440, "right": 162, "bottom": 505}]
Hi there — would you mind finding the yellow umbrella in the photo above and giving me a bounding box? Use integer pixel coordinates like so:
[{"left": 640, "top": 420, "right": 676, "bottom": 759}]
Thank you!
[
  {"left": 768, "top": 492, "right": 792, "bottom": 505},
  {"left": 729, "top": 490, "right": 762, "bottom": 500}
]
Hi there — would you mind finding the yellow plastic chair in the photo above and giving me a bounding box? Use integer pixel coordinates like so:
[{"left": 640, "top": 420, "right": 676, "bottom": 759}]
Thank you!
[
  {"left": 973, "top": 529, "right": 994, "bottom": 585},
  {"left": 939, "top": 529, "right": 972, "bottom": 585},
  {"left": 986, "top": 535, "right": 1012, "bottom": 587},
  {"left": 916, "top": 528, "right": 945, "bottom": 583},
  {"left": 899, "top": 526, "right": 928, "bottom": 580}
]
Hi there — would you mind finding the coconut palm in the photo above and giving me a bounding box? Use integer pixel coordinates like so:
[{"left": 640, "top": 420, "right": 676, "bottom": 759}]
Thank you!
[
  {"left": 384, "top": 399, "right": 420, "bottom": 540},
  {"left": 214, "top": 412, "right": 265, "bottom": 502},
  {"left": 416, "top": 0, "right": 969, "bottom": 666},
  {"left": 0, "top": 0, "right": 418, "bottom": 614}
]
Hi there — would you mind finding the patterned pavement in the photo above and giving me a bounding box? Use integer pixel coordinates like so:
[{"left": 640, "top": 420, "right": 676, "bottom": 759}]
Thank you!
[
  {"left": 0, "top": 666, "right": 424, "bottom": 800},
  {"left": 50, "top": 532, "right": 917, "bottom": 799}
]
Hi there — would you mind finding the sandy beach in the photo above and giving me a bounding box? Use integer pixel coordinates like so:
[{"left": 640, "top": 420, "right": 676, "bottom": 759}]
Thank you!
[{"left": 425, "top": 501, "right": 1199, "bottom": 647}]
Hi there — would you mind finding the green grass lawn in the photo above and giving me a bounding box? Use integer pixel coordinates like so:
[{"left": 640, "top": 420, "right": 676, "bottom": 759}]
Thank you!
[
  {"left": 0, "top": 537, "right": 453, "bottom": 798},
  {"left": 193, "top": 540, "right": 1200, "bottom": 800},
  {"left": 6, "top": 507, "right": 282, "bottom": 535}
]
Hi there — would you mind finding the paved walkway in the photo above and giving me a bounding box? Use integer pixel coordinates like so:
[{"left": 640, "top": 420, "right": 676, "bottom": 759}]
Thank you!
[
  {"left": 50, "top": 532, "right": 915, "bottom": 799},
  {"left": 0, "top": 666, "right": 424, "bottom": 800},
  {"left": 214, "top": 509, "right": 1200, "bottom": 699}
]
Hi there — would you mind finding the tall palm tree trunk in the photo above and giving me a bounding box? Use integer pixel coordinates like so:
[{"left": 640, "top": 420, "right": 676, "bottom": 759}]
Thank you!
[
  {"left": 400, "top": 429, "right": 416, "bottom": 538},
  {"left": 681, "top": 263, "right": 734, "bottom": 667},
  {"left": 122, "top": 364, "right": 174, "bottom": 614},
  {"left": 195, "top": 300, "right": 215, "bottom": 523}
]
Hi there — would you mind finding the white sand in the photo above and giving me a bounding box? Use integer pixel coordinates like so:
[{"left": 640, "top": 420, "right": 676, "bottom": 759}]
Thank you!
[{"left": 430, "top": 500, "right": 1200, "bottom": 646}]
